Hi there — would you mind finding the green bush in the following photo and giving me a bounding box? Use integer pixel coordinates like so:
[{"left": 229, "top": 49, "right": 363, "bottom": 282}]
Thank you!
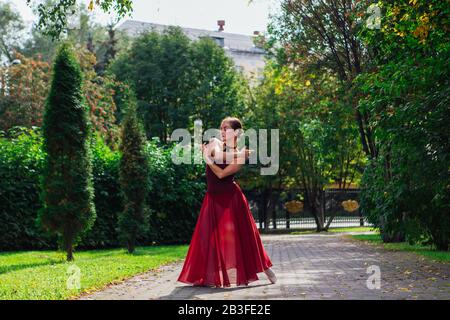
[
  {"left": 79, "top": 133, "right": 122, "bottom": 248},
  {"left": 0, "top": 127, "right": 56, "bottom": 250},
  {"left": 358, "top": 55, "right": 449, "bottom": 250},
  {"left": 143, "top": 140, "right": 205, "bottom": 245},
  {"left": 0, "top": 127, "right": 206, "bottom": 251}
]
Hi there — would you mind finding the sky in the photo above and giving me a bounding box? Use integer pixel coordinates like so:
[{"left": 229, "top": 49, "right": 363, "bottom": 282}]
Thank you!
[{"left": 12, "top": 0, "right": 280, "bottom": 35}]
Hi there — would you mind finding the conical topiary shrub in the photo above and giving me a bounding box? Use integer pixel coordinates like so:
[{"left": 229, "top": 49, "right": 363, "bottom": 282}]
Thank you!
[
  {"left": 38, "top": 42, "right": 96, "bottom": 261},
  {"left": 118, "top": 92, "right": 150, "bottom": 253}
]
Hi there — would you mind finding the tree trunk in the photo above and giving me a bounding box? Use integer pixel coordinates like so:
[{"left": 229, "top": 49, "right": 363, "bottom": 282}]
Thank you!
[
  {"left": 311, "top": 198, "right": 324, "bottom": 232},
  {"left": 324, "top": 212, "right": 338, "bottom": 231},
  {"left": 379, "top": 215, "right": 405, "bottom": 243},
  {"left": 435, "top": 242, "right": 448, "bottom": 252},
  {"left": 64, "top": 236, "right": 74, "bottom": 261},
  {"left": 432, "top": 232, "right": 449, "bottom": 251},
  {"left": 312, "top": 206, "right": 324, "bottom": 231},
  {"left": 305, "top": 189, "right": 324, "bottom": 232},
  {"left": 127, "top": 238, "right": 135, "bottom": 254}
]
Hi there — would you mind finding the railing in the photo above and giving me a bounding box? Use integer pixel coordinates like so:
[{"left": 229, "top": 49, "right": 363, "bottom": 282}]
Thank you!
[
  {"left": 244, "top": 187, "right": 369, "bottom": 230},
  {"left": 255, "top": 216, "right": 372, "bottom": 230}
]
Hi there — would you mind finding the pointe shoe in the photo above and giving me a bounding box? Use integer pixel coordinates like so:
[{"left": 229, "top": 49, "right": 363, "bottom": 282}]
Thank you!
[{"left": 264, "top": 268, "right": 277, "bottom": 284}]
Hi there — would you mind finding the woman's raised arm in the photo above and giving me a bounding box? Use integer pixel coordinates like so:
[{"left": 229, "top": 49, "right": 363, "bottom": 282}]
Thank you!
[
  {"left": 202, "top": 144, "right": 249, "bottom": 179},
  {"left": 205, "top": 156, "right": 244, "bottom": 179}
]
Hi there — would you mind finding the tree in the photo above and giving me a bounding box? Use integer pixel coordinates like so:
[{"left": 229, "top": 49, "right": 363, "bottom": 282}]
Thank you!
[
  {"left": 268, "top": 0, "right": 376, "bottom": 159},
  {"left": 0, "top": 52, "right": 50, "bottom": 132},
  {"left": 38, "top": 42, "right": 96, "bottom": 261},
  {"left": 118, "top": 92, "right": 150, "bottom": 253},
  {"left": 0, "top": 1, "right": 26, "bottom": 63},
  {"left": 25, "top": 0, "right": 134, "bottom": 40},
  {"left": 94, "top": 23, "right": 118, "bottom": 75},
  {"left": 0, "top": 48, "right": 120, "bottom": 148},
  {"left": 356, "top": 0, "right": 449, "bottom": 249},
  {"left": 108, "top": 27, "right": 247, "bottom": 142},
  {"left": 247, "top": 61, "right": 365, "bottom": 232},
  {"left": 189, "top": 37, "right": 247, "bottom": 130},
  {"left": 22, "top": 0, "right": 111, "bottom": 64},
  {"left": 76, "top": 48, "right": 120, "bottom": 149}
]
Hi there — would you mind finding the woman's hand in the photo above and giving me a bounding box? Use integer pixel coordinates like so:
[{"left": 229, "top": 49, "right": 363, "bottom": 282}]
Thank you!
[
  {"left": 237, "top": 147, "right": 254, "bottom": 160},
  {"left": 201, "top": 143, "right": 214, "bottom": 165},
  {"left": 243, "top": 148, "right": 254, "bottom": 159}
]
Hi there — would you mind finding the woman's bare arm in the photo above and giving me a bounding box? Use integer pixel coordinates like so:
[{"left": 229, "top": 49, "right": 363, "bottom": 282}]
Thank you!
[
  {"left": 204, "top": 153, "right": 244, "bottom": 179},
  {"left": 206, "top": 137, "right": 250, "bottom": 163},
  {"left": 202, "top": 145, "right": 251, "bottom": 179}
]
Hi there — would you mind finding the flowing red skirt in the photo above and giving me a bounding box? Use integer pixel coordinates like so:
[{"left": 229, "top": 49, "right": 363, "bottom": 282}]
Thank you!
[{"left": 177, "top": 182, "right": 272, "bottom": 287}]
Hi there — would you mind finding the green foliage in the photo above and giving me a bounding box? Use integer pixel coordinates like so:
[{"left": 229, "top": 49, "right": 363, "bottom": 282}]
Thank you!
[
  {"left": 118, "top": 97, "right": 150, "bottom": 253},
  {"left": 356, "top": 1, "right": 450, "bottom": 250},
  {"left": 81, "top": 132, "right": 122, "bottom": 248},
  {"left": 357, "top": 0, "right": 449, "bottom": 60},
  {"left": 0, "top": 127, "right": 57, "bottom": 250},
  {"left": 189, "top": 37, "right": 248, "bottom": 129},
  {"left": 246, "top": 61, "right": 365, "bottom": 230},
  {"left": 0, "top": 1, "right": 25, "bottom": 62},
  {"left": 143, "top": 140, "right": 205, "bottom": 244},
  {"left": 0, "top": 126, "right": 205, "bottom": 250},
  {"left": 25, "top": 0, "right": 133, "bottom": 40},
  {"left": 38, "top": 42, "right": 96, "bottom": 260},
  {"left": 108, "top": 27, "right": 247, "bottom": 140}
]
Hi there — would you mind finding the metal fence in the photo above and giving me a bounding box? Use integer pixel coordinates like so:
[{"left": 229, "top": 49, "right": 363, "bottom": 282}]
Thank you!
[{"left": 244, "top": 188, "right": 371, "bottom": 230}]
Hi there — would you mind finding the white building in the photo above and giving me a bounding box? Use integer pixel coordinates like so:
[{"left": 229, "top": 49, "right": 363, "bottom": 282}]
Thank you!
[{"left": 116, "top": 20, "right": 266, "bottom": 80}]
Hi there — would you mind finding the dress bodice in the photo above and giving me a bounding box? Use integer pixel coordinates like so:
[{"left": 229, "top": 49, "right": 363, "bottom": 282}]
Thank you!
[{"left": 206, "top": 162, "right": 237, "bottom": 194}]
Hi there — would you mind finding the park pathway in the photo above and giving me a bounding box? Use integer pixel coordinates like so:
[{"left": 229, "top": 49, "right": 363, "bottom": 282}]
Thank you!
[{"left": 77, "top": 233, "right": 449, "bottom": 300}]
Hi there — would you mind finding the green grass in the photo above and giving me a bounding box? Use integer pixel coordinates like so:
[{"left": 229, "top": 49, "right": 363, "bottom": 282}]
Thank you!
[
  {"left": 0, "top": 245, "right": 188, "bottom": 300},
  {"left": 289, "top": 226, "right": 376, "bottom": 235},
  {"left": 349, "top": 234, "right": 450, "bottom": 263}
]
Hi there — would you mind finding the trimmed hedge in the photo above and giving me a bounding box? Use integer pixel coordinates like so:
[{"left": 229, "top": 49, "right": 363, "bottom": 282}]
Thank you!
[
  {"left": 0, "top": 127, "right": 205, "bottom": 251},
  {"left": 0, "top": 127, "right": 55, "bottom": 250}
]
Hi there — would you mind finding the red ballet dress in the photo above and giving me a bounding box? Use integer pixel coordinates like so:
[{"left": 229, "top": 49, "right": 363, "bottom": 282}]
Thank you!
[{"left": 177, "top": 161, "right": 273, "bottom": 287}]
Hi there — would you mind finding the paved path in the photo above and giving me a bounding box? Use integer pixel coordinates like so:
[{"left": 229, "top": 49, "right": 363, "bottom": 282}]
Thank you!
[{"left": 77, "top": 233, "right": 449, "bottom": 300}]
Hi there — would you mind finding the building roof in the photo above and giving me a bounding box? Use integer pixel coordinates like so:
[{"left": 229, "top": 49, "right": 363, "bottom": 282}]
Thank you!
[{"left": 116, "top": 20, "right": 265, "bottom": 55}]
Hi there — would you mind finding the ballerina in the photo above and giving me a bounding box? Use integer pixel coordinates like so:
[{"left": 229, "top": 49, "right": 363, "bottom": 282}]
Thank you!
[{"left": 177, "top": 116, "right": 277, "bottom": 287}]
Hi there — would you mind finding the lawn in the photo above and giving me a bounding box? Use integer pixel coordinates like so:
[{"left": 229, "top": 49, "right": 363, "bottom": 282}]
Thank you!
[
  {"left": 349, "top": 234, "right": 450, "bottom": 263},
  {"left": 0, "top": 245, "right": 188, "bottom": 300},
  {"left": 288, "top": 226, "right": 376, "bottom": 235},
  {"left": 287, "top": 227, "right": 449, "bottom": 263}
]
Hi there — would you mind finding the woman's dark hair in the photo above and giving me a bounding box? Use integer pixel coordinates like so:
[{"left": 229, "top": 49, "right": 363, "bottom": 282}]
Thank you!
[
  {"left": 221, "top": 117, "right": 243, "bottom": 137},
  {"left": 221, "top": 117, "right": 243, "bottom": 150}
]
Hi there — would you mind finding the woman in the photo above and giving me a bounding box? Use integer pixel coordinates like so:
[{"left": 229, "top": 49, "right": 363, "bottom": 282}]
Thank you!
[{"left": 177, "top": 117, "right": 277, "bottom": 288}]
